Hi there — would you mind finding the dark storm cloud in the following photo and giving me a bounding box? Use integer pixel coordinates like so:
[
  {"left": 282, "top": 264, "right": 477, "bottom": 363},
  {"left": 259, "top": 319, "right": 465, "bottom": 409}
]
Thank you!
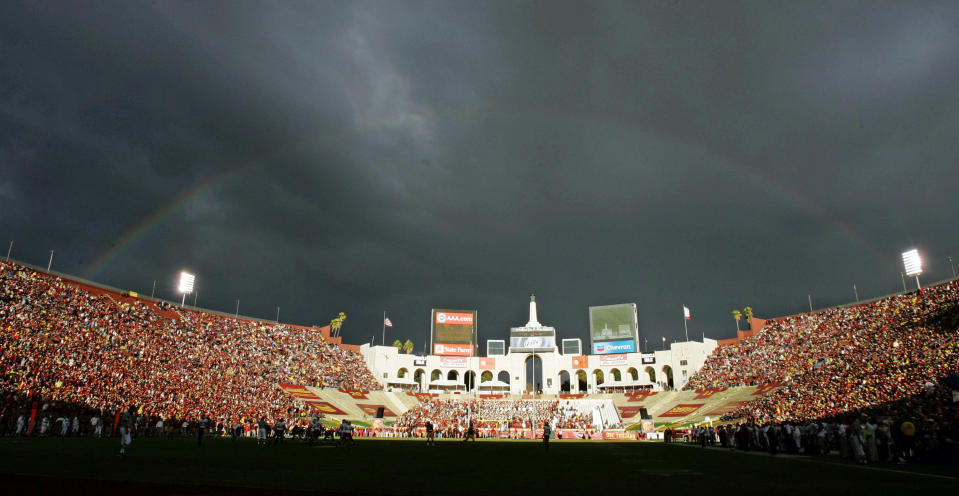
[{"left": 2, "top": 0, "right": 959, "bottom": 351}]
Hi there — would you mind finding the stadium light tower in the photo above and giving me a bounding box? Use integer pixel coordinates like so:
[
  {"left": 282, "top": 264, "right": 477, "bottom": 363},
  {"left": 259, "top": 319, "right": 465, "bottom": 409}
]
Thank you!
[
  {"left": 902, "top": 249, "right": 922, "bottom": 290},
  {"left": 178, "top": 271, "right": 195, "bottom": 307}
]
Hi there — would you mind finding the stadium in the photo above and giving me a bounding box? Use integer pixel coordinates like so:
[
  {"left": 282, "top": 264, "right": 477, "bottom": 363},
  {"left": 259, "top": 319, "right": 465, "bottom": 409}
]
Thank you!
[{"left": 1, "top": 254, "right": 958, "bottom": 493}]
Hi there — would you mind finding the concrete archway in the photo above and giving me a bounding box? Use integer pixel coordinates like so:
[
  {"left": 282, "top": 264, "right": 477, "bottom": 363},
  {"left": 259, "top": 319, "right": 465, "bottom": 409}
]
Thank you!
[
  {"left": 661, "top": 365, "right": 673, "bottom": 389},
  {"left": 558, "top": 370, "right": 571, "bottom": 392},
  {"left": 525, "top": 355, "right": 543, "bottom": 392},
  {"left": 644, "top": 366, "right": 656, "bottom": 382}
]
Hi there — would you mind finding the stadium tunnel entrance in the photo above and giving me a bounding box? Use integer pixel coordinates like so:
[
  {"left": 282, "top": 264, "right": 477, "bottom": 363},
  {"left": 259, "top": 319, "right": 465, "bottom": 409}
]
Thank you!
[
  {"left": 576, "top": 370, "right": 587, "bottom": 392},
  {"left": 524, "top": 354, "right": 543, "bottom": 393},
  {"left": 464, "top": 370, "right": 476, "bottom": 391},
  {"left": 558, "top": 370, "right": 570, "bottom": 392},
  {"left": 661, "top": 365, "right": 674, "bottom": 389}
]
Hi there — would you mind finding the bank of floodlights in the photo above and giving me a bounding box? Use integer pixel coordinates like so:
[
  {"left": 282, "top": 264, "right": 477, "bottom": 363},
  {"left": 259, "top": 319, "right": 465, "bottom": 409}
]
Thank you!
[
  {"left": 178, "top": 271, "right": 195, "bottom": 306},
  {"left": 901, "top": 249, "right": 922, "bottom": 290}
]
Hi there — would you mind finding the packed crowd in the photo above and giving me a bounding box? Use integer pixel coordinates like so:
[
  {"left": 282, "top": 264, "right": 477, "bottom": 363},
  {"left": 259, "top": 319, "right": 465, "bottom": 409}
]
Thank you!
[
  {"left": 0, "top": 261, "right": 379, "bottom": 424},
  {"left": 396, "top": 398, "right": 563, "bottom": 437},
  {"left": 685, "top": 282, "right": 959, "bottom": 423}
]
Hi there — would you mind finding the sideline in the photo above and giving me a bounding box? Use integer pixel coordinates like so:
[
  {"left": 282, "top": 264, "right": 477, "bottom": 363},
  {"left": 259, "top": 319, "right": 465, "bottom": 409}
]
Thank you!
[{"left": 665, "top": 442, "right": 958, "bottom": 480}]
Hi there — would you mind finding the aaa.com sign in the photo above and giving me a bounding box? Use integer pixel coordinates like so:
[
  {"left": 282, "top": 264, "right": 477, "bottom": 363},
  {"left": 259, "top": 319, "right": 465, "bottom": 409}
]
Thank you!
[{"left": 435, "top": 312, "right": 474, "bottom": 325}]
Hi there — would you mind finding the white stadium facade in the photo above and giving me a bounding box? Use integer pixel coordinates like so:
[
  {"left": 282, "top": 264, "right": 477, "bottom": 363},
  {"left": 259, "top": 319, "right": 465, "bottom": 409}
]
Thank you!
[{"left": 361, "top": 295, "right": 718, "bottom": 395}]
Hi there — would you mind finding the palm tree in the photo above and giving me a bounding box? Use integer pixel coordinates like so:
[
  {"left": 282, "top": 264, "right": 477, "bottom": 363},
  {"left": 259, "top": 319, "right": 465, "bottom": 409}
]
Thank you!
[
  {"left": 743, "top": 307, "right": 753, "bottom": 329},
  {"left": 403, "top": 339, "right": 414, "bottom": 354},
  {"left": 732, "top": 310, "right": 742, "bottom": 331},
  {"left": 392, "top": 339, "right": 403, "bottom": 352},
  {"left": 329, "top": 312, "right": 347, "bottom": 338}
]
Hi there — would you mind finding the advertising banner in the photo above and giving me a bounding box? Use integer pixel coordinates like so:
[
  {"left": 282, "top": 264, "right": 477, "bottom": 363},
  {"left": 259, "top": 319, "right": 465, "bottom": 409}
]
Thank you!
[
  {"left": 591, "top": 340, "right": 635, "bottom": 354},
  {"left": 599, "top": 353, "right": 628, "bottom": 366},
  {"left": 439, "top": 356, "right": 468, "bottom": 368},
  {"left": 602, "top": 429, "right": 638, "bottom": 440},
  {"left": 433, "top": 343, "right": 473, "bottom": 356},
  {"left": 432, "top": 309, "right": 477, "bottom": 356},
  {"left": 589, "top": 303, "right": 639, "bottom": 354},
  {"left": 571, "top": 356, "right": 589, "bottom": 369},
  {"left": 413, "top": 356, "right": 427, "bottom": 366},
  {"left": 479, "top": 357, "right": 495, "bottom": 370},
  {"left": 641, "top": 353, "right": 656, "bottom": 364}
]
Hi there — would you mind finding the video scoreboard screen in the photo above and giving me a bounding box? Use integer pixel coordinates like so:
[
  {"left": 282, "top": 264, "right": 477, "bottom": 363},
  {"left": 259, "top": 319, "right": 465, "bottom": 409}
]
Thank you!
[
  {"left": 431, "top": 309, "right": 477, "bottom": 356},
  {"left": 589, "top": 303, "right": 639, "bottom": 354}
]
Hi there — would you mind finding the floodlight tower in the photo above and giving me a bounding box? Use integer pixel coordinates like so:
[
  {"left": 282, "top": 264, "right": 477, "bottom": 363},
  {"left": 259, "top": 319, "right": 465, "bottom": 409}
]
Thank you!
[
  {"left": 178, "top": 271, "right": 195, "bottom": 307},
  {"left": 902, "top": 249, "right": 922, "bottom": 290}
]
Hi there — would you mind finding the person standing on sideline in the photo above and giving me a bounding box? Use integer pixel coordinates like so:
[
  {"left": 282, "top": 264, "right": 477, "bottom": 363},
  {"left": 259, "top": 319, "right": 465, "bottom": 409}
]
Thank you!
[
  {"left": 119, "top": 406, "right": 135, "bottom": 456},
  {"left": 257, "top": 417, "right": 269, "bottom": 446},
  {"left": 15, "top": 413, "right": 26, "bottom": 437},
  {"left": 197, "top": 414, "right": 209, "bottom": 446},
  {"left": 425, "top": 420, "right": 435, "bottom": 446},
  {"left": 463, "top": 419, "right": 476, "bottom": 443},
  {"left": 543, "top": 420, "right": 552, "bottom": 450},
  {"left": 91, "top": 414, "right": 102, "bottom": 438}
]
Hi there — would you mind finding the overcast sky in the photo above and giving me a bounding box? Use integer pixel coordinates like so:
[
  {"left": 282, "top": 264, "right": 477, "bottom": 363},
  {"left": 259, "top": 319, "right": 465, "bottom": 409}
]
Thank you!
[{"left": 3, "top": 0, "right": 958, "bottom": 352}]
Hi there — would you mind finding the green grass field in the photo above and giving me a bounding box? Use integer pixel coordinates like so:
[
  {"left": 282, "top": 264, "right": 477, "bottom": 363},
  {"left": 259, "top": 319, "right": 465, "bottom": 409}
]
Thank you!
[{"left": 0, "top": 437, "right": 956, "bottom": 495}]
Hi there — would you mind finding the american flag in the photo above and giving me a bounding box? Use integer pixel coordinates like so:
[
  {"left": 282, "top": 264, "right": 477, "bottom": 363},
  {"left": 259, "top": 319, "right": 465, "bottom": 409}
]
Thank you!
[{"left": 384, "top": 317, "right": 393, "bottom": 327}]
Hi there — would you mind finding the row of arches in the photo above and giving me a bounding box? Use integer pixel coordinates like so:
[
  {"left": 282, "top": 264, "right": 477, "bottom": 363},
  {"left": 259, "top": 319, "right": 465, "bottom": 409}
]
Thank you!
[
  {"left": 395, "top": 363, "right": 675, "bottom": 392},
  {"left": 396, "top": 368, "right": 511, "bottom": 391}
]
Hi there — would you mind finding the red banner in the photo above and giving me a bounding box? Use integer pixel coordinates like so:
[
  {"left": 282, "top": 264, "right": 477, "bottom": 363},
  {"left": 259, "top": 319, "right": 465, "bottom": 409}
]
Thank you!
[
  {"left": 339, "top": 389, "right": 369, "bottom": 399},
  {"left": 659, "top": 403, "right": 705, "bottom": 417},
  {"left": 304, "top": 401, "right": 347, "bottom": 415},
  {"left": 406, "top": 392, "right": 437, "bottom": 401},
  {"left": 617, "top": 406, "right": 645, "bottom": 418},
  {"left": 479, "top": 357, "right": 495, "bottom": 370},
  {"left": 559, "top": 393, "right": 585, "bottom": 399},
  {"left": 625, "top": 391, "right": 657, "bottom": 402},
  {"left": 753, "top": 383, "right": 781, "bottom": 396},
  {"left": 279, "top": 384, "right": 323, "bottom": 401},
  {"left": 356, "top": 404, "right": 396, "bottom": 417},
  {"left": 693, "top": 387, "right": 728, "bottom": 399},
  {"left": 705, "top": 401, "right": 750, "bottom": 417},
  {"left": 571, "top": 355, "right": 589, "bottom": 369}
]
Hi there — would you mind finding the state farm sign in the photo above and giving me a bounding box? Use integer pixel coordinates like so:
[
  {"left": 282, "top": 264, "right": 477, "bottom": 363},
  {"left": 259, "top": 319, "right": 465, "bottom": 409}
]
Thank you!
[{"left": 433, "top": 343, "right": 473, "bottom": 356}]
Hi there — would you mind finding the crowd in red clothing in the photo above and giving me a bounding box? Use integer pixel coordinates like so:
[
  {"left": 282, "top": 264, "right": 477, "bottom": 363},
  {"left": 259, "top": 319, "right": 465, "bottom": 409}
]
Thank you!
[
  {"left": 0, "top": 260, "right": 379, "bottom": 424},
  {"left": 686, "top": 282, "right": 959, "bottom": 423}
]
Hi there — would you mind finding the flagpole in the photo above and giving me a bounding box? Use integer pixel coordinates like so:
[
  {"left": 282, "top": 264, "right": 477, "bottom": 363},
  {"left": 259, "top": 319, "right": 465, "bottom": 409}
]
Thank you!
[{"left": 382, "top": 311, "right": 386, "bottom": 348}]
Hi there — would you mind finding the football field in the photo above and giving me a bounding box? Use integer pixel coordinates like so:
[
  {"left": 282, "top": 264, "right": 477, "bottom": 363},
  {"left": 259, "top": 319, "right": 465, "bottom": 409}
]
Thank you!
[{"left": 0, "top": 437, "right": 955, "bottom": 495}]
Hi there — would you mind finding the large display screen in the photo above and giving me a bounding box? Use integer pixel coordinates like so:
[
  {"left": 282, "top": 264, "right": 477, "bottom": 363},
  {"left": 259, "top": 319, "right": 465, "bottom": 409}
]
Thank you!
[
  {"left": 589, "top": 303, "right": 639, "bottom": 355},
  {"left": 431, "top": 309, "right": 477, "bottom": 356},
  {"left": 509, "top": 328, "right": 556, "bottom": 352}
]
